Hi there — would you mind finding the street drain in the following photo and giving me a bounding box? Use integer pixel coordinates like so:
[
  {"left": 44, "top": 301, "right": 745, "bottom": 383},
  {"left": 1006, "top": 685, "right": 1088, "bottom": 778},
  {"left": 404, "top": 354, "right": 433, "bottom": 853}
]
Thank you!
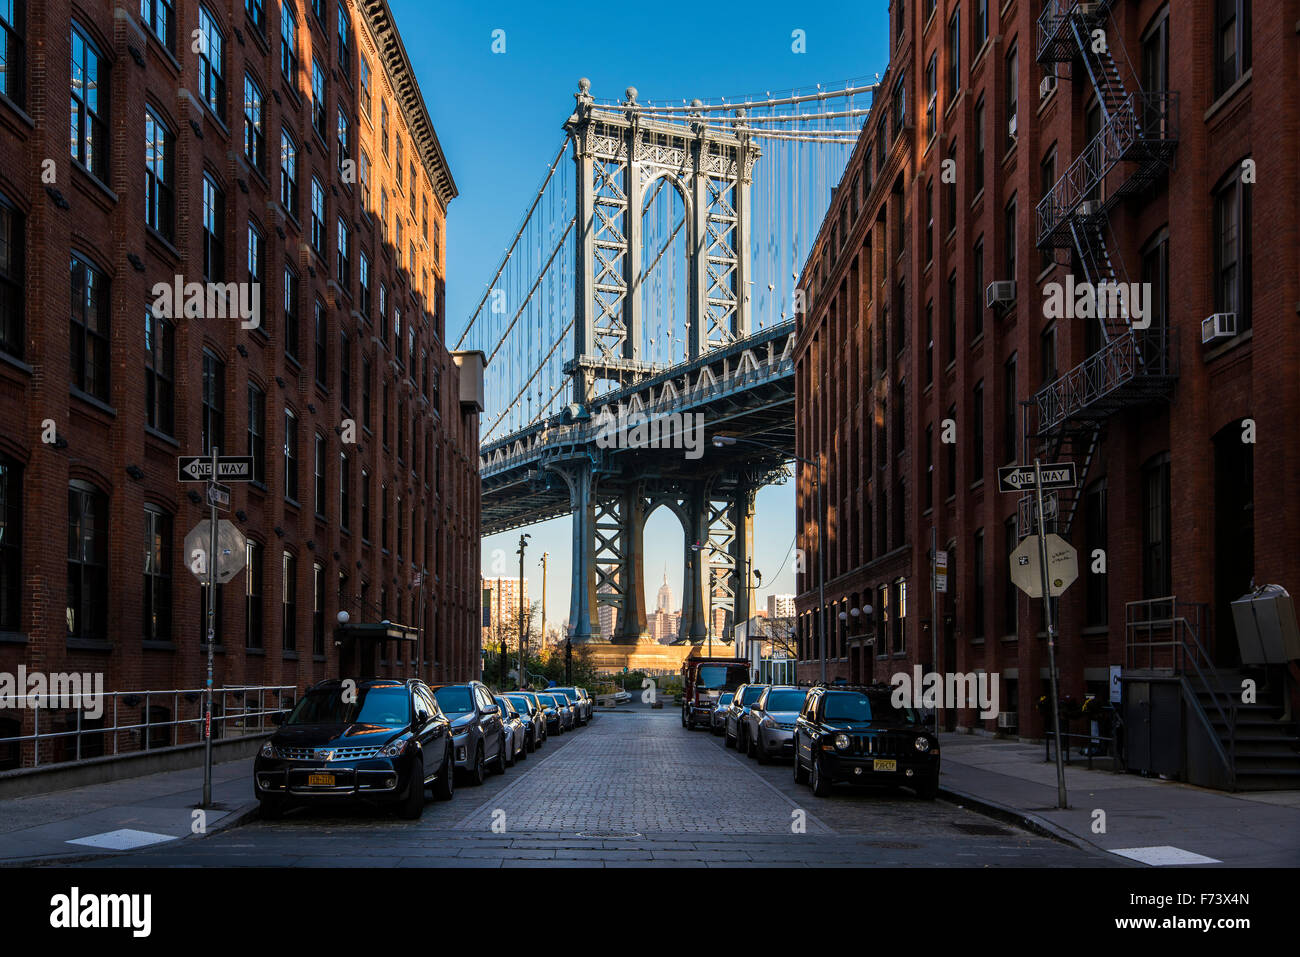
[
  {"left": 577, "top": 831, "right": 642, "bottom": 839},
  {"left": 952, "top": 822, "right": 1014, "bottom": 837}
]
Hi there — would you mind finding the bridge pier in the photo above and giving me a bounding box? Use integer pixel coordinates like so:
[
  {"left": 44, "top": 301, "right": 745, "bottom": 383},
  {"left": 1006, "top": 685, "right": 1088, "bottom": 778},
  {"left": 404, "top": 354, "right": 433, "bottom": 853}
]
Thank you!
[{"left": 550, "top": 458, "right": 599, "bottom": 644}]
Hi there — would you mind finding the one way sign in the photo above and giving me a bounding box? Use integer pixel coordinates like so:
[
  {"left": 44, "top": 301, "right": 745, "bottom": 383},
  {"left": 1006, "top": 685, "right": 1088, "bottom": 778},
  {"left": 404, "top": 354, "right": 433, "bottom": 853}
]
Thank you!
[
  {"left": 997, "top": 462, "right": 1077, "bottom": 494},
  {"left": 177, "top": 456, "right": 255, "bottom": 482}
]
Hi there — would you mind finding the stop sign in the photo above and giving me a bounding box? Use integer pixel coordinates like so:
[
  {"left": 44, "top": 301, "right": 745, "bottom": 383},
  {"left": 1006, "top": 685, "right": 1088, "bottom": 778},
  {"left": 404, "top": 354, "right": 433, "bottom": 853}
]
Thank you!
[
  {"left": 1010, "top": 534, "right": 1078, "bottom": 599},
  {"left": 185, "top": 520, "right": 247, "bottom": 585}
]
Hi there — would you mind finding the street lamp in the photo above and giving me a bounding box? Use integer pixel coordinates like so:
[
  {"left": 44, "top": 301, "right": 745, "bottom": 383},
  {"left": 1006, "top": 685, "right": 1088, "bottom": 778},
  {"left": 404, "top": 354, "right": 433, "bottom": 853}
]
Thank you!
[
  {"left": 516, "top": 533, "right": 531, "bottom": 691},
  {"left": 714, "top": 434, "right": 828, "bottom": 684}
]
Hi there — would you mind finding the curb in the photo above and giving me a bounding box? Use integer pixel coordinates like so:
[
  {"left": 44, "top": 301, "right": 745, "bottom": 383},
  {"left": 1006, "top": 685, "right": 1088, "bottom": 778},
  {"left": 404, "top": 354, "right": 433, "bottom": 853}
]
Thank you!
[
  {"left": 937, "top": 783, "right": 1131, "bottom": 865},
  {"left": 2, "top": 800, "right": 262, "bottom": 868}
]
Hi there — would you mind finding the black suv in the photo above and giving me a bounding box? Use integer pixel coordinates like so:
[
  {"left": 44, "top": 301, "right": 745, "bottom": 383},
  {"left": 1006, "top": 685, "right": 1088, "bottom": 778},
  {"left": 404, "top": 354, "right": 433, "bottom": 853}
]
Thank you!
[
  {"left": 254, "top": 678, "right": 454, "bottom": 820},
  {"left": 793, "top": 685, "right": 940, "bottom": 799},
  {"left": 431, "top": 680, "right": 507, "bottom": 785}
]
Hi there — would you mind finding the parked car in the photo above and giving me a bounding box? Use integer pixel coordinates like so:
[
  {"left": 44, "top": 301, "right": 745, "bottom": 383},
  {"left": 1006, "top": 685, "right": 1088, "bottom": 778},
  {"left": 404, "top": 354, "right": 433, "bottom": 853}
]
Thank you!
[
  {"left": 613, "top": 690, "right": 632, "bottom": 704},
  {"left": 681, "top": 656, "right": 750, "bottom": 729},
  {"left": 549, "top": 692, "right": 576, "bottom": 731},
  {"left": 575, "top": 687, "right": 594, "bottom": 720},
  {"left": 742, "top": 686, "right": 807, "bottom": 763},
  {"left": 710, "top": 692, "right": 735, "bottom": 734},
  {"left": 431, "top": 681, "right": 508, "bottom": 785},
  {"left": 254, "top": 678, "right": 454, "bottom": 820},
  {"left": 494, "top": 696, "right": 528, "bottom": 765},
  {"left": 535, "top": 693, "right": 566, "bottom": 734},
  {"left": 793, "top": 685, "right": 940, "bottom": 799},
  {"left": 724, "top": 683, "right": 770, "bottom": 749},
  {"left": 504, "top": 693, "right": 545, "bottom": 751},
  {"left": 549, "top": 687, "right": 588, "bottom": 725}
]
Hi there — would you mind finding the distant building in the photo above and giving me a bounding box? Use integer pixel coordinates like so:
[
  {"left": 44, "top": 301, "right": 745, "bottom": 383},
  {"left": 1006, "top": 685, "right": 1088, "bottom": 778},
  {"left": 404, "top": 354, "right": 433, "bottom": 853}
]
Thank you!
[
  {"left": 482, "top": 577, "right": 528, "bottom": 641},
  {"left": 767, "top": 595, "right": 796, "bottom": 620}
]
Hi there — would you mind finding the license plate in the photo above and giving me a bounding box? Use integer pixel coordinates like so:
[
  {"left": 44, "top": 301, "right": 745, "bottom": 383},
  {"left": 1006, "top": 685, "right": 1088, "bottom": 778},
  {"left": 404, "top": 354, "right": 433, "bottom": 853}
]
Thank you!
[
  {"left": 307, "top": 773, "right": 335, "bottom": 787},
  {"left": 873, "top": 759, "right": 897, "bottom": 772}
]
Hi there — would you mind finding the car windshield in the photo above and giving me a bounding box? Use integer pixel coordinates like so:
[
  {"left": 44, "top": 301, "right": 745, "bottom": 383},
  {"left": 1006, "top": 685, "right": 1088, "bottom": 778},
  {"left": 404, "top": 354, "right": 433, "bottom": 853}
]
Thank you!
[
  {"left": 765, "top": 690, "right": 807, "bottom": 712},
  {"left": 538, "top": 695, "right": 555, "bottom": 706},
  {"left": 505, "top": 696, "right": 531, "bottom": 714},
  {"left": 286, "top": 686, "right": 410, "bottom": 727},
  {"left": 697, "top": 664, "right": 746, "bottom": 691},
  {"left": 432, "top": 686, "right": 474, "bottom": 714},
  {"left": 718, "top": 693, "right": 734, "bottom": 706},
  {"left": 741, "top": 685, "right": 767, "bottom": 705},
  {"left": 823, "top": 692, "right": 920, "bottom": 724}
]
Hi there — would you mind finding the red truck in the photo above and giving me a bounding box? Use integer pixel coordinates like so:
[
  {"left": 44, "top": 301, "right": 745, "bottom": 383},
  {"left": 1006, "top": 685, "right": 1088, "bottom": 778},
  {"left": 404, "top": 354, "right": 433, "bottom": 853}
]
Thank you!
[{"left": 681, "top": 655, "right": 751, "bottom": 730}]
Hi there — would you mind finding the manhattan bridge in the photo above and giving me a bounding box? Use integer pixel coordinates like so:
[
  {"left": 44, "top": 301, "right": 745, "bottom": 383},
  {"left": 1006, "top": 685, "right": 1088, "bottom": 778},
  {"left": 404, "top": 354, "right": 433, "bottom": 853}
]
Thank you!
[{"left": 456, "top": 77, "right": 877, "bottom": 646}]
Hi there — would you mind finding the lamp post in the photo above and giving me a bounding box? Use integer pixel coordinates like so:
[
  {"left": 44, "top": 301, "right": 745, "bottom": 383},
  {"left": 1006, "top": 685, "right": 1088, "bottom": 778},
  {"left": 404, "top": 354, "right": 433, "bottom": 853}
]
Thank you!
[
  {"left": 516, "top": 533, "right": 531, "bottom": 691},
  {"left": 714, "top": 435, "right": 827, "bottom": 684}
]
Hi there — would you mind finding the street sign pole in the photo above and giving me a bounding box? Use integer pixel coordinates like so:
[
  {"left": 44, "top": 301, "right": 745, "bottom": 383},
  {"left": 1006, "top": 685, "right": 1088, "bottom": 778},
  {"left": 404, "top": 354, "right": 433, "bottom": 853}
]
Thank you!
[
  {"left": 930, "top": 526, "right": 939, "bottom": 733},
  {"left": 203, "top": 446, "right": 218, "bottom": 808},
  {"left": 1034, "top": 458, "right": 1068, "bottom": 809}
]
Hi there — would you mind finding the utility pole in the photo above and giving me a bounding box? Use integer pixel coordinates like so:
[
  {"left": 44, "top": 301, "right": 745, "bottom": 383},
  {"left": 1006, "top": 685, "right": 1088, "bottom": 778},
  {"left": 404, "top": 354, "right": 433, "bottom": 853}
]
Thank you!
[
  {"left": 516, "top": 533, "right": 530, "bottom": 691},
  {"left": 1034, "top": 458, "right": 1069, "bottom": 810},
  {"left": 202, "top": 445, "right": 218, "bottom": 808},
  {"left": 539, "top": 551, "right": 549, "bottom": 653}
]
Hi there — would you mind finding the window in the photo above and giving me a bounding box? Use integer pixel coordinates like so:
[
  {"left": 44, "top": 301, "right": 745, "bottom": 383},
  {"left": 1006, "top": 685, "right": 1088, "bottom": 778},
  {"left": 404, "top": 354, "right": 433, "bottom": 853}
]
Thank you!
[
  {"left": 1141, "top": 229, "right": 1170, "bottom": 364},
  {"left": 924, "top": 300, "right": 934, "bottom": 386},
  {"left": 891, "top": 70, "right": 907, "bottom": 140},
  {"left": 380, "top": 100, "right": 389, "bottom": 156},
  {"left": 1003, "top": 518, "right": 1017, "bottom": 635},
  {"left": 1084, "top": 480, "right": 1108, "bottom": 626},
  {"left": 945, "top": 403, "right": 957, "bottom": 497},
  {"left": 396, "top": 138, "right": 404, "bottom": 188},
  {"left": 945, "top": 140, "right": 957, "bottom": 233},
  {"left": 924, "top": 423, "right": 934, "bottom": 511},
  {"left": 336, "top": 3, "right": 350, "bottom": 77},
  {"left": 243, "top": 73, "right": 265, "bottom": 170},
  {"left": 339, "top": 452, "right": 351, "bottom": 532},
  {"left": 946, "top": 8, "right": 960, "bottom": 102},
  {"left": 313, "top": 563, "right": 325, "bottom": 655},
  {"left": 945, "top": 271, "right": 957, "bottom": 364},
  {"left": 311, "top": 56, "right": 326, "bottom": 140},
  {"left": 279, "top": 0, "right": 296, "bottom": 78},
  {"left": 201, "top": 350, "right": 225, "bottom": 455},
  {"left": 361, "top": 353, "right": 372, "bottom": 430},
  {"left": 314, "top": 299, "right": 327, "bottom": 384},
  {"left": 892, "top": 578, "right": 906, "bottom": 653},
  {"left": 973, "top": 96, "right": 986, "bottom": 193},
  {"left": 359, "top": 149, "right": 370, "bottom": 210},
  {"left": 245, "top": 540, "right": 263, "bottom": 648},
  {"left": 336, "top": 216, "right": 350, "bottom": 287},
  {"left": 145, "top": 311, "right": 174, "bottom": 435},
  {"left": 395, "top": 494, "right": 403, "bottom": 559},
  {"left": 972, "top": 529, "right": 985, "bottom": 640},
  {"left": 1004, "top": 197, "right": 1017, "bottom": 284},
  {"left": 144, "top": 108, "right": 175, "bottom": 240},
  {"left": 0, "top": 196, "right": 18, "bottom": 362},
  {"left": 313, "top": 432, "right": 326, "bottom": 518},
  {"left": 246, "top": 0, "right": 265, "bottom": 33},
  {"left": 1143, "top": 10, "right": 1170, "bottom": 95},
  {"left": 337, "top": 107, "right": 350, "bottom": 174},
  {"left": 361, "top": 468, "right": 371, "bottom": 540},
  {"left": 67, "top": 481, "right": 108, "bottom": 642},
  {"left": 971, "top": 380, "right": 984, "bottom": 482},
  {"left": 925, "top": 53, "right": 937, "bottom": 144},
  {"left": 197, "top": 6, "right": 224, "bottom": 119},
  {"left": 1141, "top": 453, "right": 1171, "bottom": 598},
  {"left": 143, "top": 506, "right": 172, "bottom": 642},
  {"left": 1214, "top": 0, "right": 1252, "bottom": 97},
  {"left": 70, "top": 254, "right": 110, "bottom": 401},
  {"left": 359, "top": 57, "right": 371, "bottom": 115},
  {"left": 310, "top": 176, "right": 325, "bottom": 256},
  {"left": 140, "top": 0, "right": 175, "bottom": 53},
  {"left": 283, "top": 408, "right": 298, "bottom": 501},
  {"left": 1040, "top": 323, "right": 1057, "bottom": 385},
  {"left": 381, "top": 483, "right": 389, "bottom": 550},
  {"left": 0, "top": 454, "right": 20, "bottom": 631},
  {"left": 281, "top": 551, "right": 297, "bottom": 651},
  {"left": 359, "top": 250, "right": 371, "bottom": 318},
  {"left": 339, "top": 331, "right": 351, "bottom": 411},
  {"left": 202, "top": 174, "right": 224, "bottom": 281},
  {"left": 283, "top": 264, "right": 299, "bottom": 359},
  {"left": 1214, "top": 168, "right": 1252, "bottom": 332},
  {"left": 1040, "top": 148, "right": 1057, "bottom": 273},
  {"left": 973, "top": 0, "right": 988, "bottom": 51},
  {"left": 70, "top": 22, "right": 108, "bottom": 178},
  {"left": 279, "top": 128, "right": 298, "bottom": 217},
  {"left": 1005, "top": 43, "right": 1019, "bottom": 152},
  {"left": 247, "top": 221, "right": 265, "bottom": 329},
  {"left": 1003, "top": 354, "right": 1017, "bottom": 464},
  {"left": 971, "top": 237, "right": 984, "bottom": 339},
  {"left": 924, "top": 179, "right": 934, "bottom": 264},
  {"left": 247, "top": 382, "right": 266, "bottom": 483}
]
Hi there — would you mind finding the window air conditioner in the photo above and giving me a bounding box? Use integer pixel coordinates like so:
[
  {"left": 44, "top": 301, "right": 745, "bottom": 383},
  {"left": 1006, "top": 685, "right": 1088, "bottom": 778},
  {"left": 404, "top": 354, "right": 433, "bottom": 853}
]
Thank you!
[
  {"left": 1201, "top": 312, "right": 1237, "bottom": 344},
  {"left": 1039, "top": 75, "right": 1057, "bottom": 100},
  {"left": 997, "top": 712, "right": 1018, "bottom": 730},
  {"left": 986, "top": 280, "right": 1017, "bottom": 310}
]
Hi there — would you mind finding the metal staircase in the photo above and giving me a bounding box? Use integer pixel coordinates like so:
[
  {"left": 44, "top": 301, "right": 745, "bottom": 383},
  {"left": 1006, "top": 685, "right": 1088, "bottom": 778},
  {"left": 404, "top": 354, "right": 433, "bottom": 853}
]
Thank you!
[{"left": 1028, "top": 0, "right": 1180, "bottom": 540}]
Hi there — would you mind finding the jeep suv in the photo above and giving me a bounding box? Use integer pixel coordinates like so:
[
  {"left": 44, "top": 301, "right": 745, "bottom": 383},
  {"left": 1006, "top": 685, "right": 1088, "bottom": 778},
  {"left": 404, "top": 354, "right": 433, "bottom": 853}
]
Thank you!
[{"left": 431, "top": 681, "right": 508, "bottom": 785}]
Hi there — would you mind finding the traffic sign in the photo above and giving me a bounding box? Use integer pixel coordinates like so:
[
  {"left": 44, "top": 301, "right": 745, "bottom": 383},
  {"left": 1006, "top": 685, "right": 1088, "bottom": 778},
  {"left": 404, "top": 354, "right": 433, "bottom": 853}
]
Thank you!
[
  {"left": 997, "top": 462, "right": 1077, "bottom": 494},
  {"left": 1010, "top": 534, "right": 1078, "bottom": 598},
  {"left": 185, "top": 520, "right": 247, "bottom": 585},
  {"left": 178, "top": 456, "right": 255, "bottom": 482},
  {"left": 934, "top": 550, "right": 949, "bottom": 593},
  {"left": 206, "top": 482, "right": 231, "bottom": 510}
]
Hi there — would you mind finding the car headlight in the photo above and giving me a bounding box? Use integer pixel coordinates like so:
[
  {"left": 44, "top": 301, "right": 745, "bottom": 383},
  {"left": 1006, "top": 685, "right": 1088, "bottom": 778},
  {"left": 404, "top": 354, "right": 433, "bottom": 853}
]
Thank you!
[
  {"left": 834, "top": 733, "right": 851, "bottom": 751},
  {"left": 914, "top": 736, "right": 930, "bottom": 752},
  {"left": 378, "top": 737, "right": 411, "bottom": 758},
  {"left": 260, "top": 742, "right": 277, "bottom": 758}
]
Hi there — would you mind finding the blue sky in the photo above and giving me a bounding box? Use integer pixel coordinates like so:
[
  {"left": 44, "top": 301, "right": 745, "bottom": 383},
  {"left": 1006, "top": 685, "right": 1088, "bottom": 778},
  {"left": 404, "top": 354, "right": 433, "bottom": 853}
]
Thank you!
[{"left": 392, "top": 0, "right": 891, "bottom": 630}]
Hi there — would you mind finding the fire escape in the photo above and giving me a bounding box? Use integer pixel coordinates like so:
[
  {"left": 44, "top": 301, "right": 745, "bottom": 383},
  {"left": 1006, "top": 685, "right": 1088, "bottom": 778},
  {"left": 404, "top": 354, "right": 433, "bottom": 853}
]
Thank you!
[{"left": 1027, "top": 0, "right": 1180, "bottom": 539}]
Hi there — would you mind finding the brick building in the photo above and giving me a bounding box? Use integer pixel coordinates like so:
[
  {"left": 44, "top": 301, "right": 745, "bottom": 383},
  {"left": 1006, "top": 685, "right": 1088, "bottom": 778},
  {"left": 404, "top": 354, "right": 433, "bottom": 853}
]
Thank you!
[
  {"left": 0, "top": 0, "right": 482, "bottom": 766},
  {"left": 794, "top": 0, "right": 1298, "bottom": 745}
]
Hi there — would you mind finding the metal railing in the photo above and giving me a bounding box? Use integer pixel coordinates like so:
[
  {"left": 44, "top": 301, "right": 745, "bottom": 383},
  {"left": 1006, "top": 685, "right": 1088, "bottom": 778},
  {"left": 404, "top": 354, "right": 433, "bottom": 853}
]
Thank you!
[
  {"left": 1, "top": 685, "right": 296, "bottom": 769},
  {"left": 1036, "top": 0, "right": 1118, "bottom": 64},
  {"left": 1126, "top": 596, "right": 1237, "bottom": 786},
  {"left": 1034, "top": 328, "right": 1174, "bottom": 433}
]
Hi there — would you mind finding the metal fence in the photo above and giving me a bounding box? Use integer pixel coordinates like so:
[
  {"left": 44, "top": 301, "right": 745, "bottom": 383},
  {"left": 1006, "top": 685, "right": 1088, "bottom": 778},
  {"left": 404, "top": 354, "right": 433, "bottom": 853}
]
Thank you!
[{"left": 1, "top": 685, "right": 297, "bottom": 769}]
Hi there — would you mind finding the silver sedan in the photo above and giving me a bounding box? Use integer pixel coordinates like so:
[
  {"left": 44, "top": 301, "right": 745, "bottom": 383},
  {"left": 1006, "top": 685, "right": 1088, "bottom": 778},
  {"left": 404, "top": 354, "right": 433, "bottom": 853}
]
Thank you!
[
  {"left": 741, "top": 686, "right": 807, "bottom": 763},
  {"left": 710, "top": 692, "right": 735, "bottom": 734},
  {"left": 494, "top": 696, "right": 529, "bottom": 765}
]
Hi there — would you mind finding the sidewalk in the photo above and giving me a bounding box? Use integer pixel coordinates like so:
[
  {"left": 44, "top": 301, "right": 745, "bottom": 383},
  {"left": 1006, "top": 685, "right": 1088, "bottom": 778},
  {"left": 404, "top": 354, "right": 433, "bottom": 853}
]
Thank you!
[
  {"left": 938, "top": 732, "right": 1300, "bottom": 866},
  {"left": 0, "top": 757, "right": 258, "bottom": 865}
]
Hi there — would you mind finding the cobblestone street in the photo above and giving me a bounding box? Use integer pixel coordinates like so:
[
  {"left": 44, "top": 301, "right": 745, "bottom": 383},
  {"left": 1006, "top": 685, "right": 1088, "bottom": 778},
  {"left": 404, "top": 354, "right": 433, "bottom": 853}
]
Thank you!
[{"left": 70, "top": 706, "right": 1115, "bottom": 867}]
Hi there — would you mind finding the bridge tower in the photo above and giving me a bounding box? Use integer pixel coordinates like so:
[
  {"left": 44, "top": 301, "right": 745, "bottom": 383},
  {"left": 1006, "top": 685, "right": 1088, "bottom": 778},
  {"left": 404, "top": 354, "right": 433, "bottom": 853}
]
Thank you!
[{"left": 555, "top": 80, "right": 762, "bottom": 648}]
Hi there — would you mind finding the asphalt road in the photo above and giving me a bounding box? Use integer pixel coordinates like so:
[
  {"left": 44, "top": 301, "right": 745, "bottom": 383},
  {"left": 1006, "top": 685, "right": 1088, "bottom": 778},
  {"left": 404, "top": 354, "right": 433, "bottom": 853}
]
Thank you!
[{"left": 68, "top": 704, "right": 1114, "bottom": 867}]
